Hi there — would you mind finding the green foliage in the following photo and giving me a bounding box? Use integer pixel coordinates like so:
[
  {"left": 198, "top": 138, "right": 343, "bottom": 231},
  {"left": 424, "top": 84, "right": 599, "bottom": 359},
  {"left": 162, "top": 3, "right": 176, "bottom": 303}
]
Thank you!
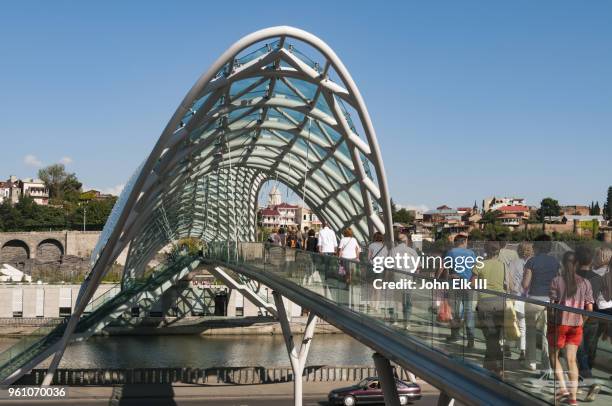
[
  {"left": 422, "top": 238, "right": 452, "bottom": 254},
  {"left": 538, "top": 197, "right": 561, "bottom": 221},
  {"left": 393, "top": 208, "right": 414, "bottom": 224},
  {"left": 0, "top": 163, "right": 116, "bottom": 231},
  {"left": 38, "top": 163, "right": 82, "bottom": 202},
  {"left": 550, "top": 231, "right": 591, "bottom": 242},
  {"left": 606, "top": 186, "right": 612, "bottom": 220},
  {"left": 469, "top": 223, "right": 511, "bottom": 240},
  {"left": 0, "top": 200, "right": 23, "bottom": 231},
  {"left": 258, "top": 226, "right": 271, "bottom": 242},
  {"left": 390, "top": 198, "right": 398, "bottom": 216},
  {"left": 0, "top": 195, "right": 67, "bottom": 231},
  {"left": 389, "top": 198, "right": 414, "bottom": 224},
  {"left": 505, "top": 228, "right": 543, "bottom": 241},
  {"left": 0, "top": 194, "right": 116, "bottom": 232},
  {"left": 167, "top": 237, "right": 203, "bottom": 261},
  {"left": 469, "top": 226, "right": 592, "bottom": 242},
  {"left": 69, "top": 197, "right": 118, "bottom": 229},
  {"left": 481, "top": 210, "right": 502, "bottom": 224}
]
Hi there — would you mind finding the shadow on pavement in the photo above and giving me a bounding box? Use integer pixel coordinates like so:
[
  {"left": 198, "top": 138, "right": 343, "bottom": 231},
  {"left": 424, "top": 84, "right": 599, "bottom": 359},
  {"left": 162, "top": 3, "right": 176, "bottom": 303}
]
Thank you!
[{"left": 111, "top": 384, "right": 177, "bottom": 405}]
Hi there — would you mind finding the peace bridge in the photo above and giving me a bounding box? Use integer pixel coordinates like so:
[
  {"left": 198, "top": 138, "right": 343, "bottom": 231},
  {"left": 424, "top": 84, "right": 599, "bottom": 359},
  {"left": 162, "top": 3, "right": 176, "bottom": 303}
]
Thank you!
[{"left": 1, "top": 26, "right": 611, "bottom": 406}]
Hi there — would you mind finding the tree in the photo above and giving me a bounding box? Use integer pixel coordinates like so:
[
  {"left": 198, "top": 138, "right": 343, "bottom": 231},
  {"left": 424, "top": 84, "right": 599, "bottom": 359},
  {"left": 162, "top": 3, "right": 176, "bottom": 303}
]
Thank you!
[
  {"left": 538, "top": 198, "right": 560, "bottom": 222},
  {"left": 390, "top": 198, "right": 398, "bottom": 217},
  {"left": 38, "top": 163, "right": 82, "bottom": 202},
  {"left": 393, "top": 208, "right": 414, "bottom": 224},
  {"left": 70, "top": 197, "right": 117, "bottom": 229},
  {"left": 470, "top": 223, "right": 510, "bottom": 241},
  {"left": 593, "top": 201, "right": 601, "bottom": 216},
  {"left": 481, "top": 210, "right": 501, "bottom": 224},
  {"left": 0, "top": 200, "right": 22, "bottom": 231},
  {"left": 606, "top": 186, "right": 612, "bottom": 220}
]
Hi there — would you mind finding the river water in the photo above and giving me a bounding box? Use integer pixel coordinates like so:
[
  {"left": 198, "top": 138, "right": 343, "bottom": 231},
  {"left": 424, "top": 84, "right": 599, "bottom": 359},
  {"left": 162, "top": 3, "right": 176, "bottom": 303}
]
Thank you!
[{"left": 1, "top": 334, "right": 375, "bottom": 369}]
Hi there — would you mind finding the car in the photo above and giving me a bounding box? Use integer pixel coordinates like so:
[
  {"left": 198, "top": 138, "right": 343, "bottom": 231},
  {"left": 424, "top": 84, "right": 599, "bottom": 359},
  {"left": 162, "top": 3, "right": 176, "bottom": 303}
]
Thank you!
[{"left": 328, "top": 376, "right": 421, "bottom": 405}]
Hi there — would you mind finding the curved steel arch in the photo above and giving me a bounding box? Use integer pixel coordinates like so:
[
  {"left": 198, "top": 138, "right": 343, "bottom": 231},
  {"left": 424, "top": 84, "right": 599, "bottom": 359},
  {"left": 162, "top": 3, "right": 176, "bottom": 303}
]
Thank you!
[
  {"left": 89, "top": 25, "right": 394, "bottom": 276},
  {"left": 41, "top": 27, "right": 394, "bottom": 383}
]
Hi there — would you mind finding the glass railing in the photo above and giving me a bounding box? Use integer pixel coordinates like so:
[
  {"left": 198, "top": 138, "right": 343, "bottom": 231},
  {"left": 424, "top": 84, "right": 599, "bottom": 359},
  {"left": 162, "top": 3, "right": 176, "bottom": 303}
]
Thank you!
[
  {"left": 206, "top": 241, "right": 612, "bottom": 405},
  {"left": 77, "top": 254, "right": 199, "bottom": 332},
  {"left": 0, "top": 319, "right": 66, "bottom": 381},
  {"left": 0, "top": 254, "right": 200, "bottom": 382}
]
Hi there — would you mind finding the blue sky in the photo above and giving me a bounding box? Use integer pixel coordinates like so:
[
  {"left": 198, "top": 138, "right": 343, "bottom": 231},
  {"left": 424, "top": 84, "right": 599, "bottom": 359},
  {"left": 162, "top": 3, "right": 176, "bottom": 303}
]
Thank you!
[{"left": 0, "top": 1, "right": 610, "bottom": 209}]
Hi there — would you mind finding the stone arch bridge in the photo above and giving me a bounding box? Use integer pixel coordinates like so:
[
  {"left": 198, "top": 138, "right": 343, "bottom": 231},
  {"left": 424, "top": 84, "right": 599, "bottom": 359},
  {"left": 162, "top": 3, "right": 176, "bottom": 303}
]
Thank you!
[{"left": 0, "top": 231, "right": 102, "bottom": 264}]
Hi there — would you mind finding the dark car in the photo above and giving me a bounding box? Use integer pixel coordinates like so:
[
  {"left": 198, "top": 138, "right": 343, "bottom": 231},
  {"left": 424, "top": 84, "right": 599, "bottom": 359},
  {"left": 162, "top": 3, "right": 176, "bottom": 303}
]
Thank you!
[{"left": 328, "top": 377, "right": 421, "bottom": 405}]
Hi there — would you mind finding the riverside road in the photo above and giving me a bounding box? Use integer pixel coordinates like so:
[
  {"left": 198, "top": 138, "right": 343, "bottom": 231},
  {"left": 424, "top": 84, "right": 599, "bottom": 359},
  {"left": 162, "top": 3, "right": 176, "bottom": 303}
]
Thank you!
[{"left": 0, "top": 381, "right": 442, "bottom": 405}]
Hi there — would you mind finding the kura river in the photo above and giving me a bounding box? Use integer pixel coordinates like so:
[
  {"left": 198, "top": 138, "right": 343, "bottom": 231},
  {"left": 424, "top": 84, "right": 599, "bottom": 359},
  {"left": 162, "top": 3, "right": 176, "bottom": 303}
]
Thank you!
[{"left": 1, "top": 334, "right": 375, "bottom": 368}]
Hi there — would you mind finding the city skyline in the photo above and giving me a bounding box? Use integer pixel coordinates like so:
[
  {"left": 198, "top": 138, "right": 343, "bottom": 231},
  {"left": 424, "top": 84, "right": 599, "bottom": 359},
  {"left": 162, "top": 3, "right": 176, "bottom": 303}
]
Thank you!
[{"left": 1, "top": 1, "right": 610, "bottom": 209}]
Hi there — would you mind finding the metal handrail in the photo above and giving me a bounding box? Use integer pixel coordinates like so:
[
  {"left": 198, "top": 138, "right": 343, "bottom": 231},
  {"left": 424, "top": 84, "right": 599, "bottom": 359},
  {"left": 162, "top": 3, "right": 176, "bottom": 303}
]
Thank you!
[{"left": 228, "top": 241, "right": 612, "bottom": 322}]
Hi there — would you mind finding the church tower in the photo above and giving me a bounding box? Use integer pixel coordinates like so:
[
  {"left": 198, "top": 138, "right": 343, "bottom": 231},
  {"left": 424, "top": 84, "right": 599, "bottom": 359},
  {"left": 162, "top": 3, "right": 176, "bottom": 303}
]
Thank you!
[{"left": 268, "top": 186, "right": 282, "bottom": 207}]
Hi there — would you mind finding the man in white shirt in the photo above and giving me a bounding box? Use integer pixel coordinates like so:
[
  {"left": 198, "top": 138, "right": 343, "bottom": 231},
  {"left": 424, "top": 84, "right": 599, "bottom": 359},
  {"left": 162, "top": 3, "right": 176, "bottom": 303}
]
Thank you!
[
  {"left": 391, "top": 232, "right": 419, "bottom": 327},
  {"left": 317, "top": 222, "right": 338, "bottom": 255}
]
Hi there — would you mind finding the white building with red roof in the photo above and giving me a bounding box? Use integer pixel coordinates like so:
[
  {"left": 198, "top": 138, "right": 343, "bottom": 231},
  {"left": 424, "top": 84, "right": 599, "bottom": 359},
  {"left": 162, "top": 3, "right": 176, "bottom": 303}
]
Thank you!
[
  {"left": 497, "top": 205, "right": 530, "bottom": 228},
  {"left": 258, "top": 186, "right": 320, "bottom": 231}
]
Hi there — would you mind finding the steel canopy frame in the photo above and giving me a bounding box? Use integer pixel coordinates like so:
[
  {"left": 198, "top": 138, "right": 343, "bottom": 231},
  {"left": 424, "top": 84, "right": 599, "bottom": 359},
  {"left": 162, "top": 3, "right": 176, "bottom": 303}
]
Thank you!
[{"left": 36, "top": 26, "right": 394, "bottom": 385}]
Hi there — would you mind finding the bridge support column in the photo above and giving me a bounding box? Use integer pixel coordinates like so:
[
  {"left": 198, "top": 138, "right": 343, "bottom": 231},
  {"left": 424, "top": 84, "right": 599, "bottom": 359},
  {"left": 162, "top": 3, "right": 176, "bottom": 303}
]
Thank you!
[
  {"left": 372, "top": 352, "right": 401, "bottom": 406},
  {"left": 437, "top": 391, "right": 455, "bottom": 406},
  {"left": 272, "top": 291, "right": 317, "bottom": 406},
  {"left": 210, "top": 266, "right": 277, "bottom": 317}
]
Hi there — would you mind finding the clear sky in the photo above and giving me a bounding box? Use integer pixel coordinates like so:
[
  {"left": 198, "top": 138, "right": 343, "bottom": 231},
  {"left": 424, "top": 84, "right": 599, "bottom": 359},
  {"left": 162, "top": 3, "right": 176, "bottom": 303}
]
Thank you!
[{"left": 1, "top": 1, "right": 610, "bottom": 210}]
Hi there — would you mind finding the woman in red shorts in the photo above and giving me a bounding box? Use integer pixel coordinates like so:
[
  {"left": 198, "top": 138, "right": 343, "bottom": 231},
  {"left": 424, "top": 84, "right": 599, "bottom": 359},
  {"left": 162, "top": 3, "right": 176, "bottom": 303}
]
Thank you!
[{"left": 548, "top": 251, "right": 594, "bottom": 405}]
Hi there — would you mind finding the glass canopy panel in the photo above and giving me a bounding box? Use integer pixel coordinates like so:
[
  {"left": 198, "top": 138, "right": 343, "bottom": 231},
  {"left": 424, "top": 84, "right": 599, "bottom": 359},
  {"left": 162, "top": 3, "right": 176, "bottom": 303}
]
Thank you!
[
  {"left": 360, "top": 151, "right": 375, "bottom": 181},
  {"left": 230, "top": 77, "right": 265, "bottom": 98},
  {"left": 314, "top": 94, "right": 333, "bottom": 116},
  {"left": 272, "top": 79, "right": 306, "bottom": 102},
  {"left": 338, "top": 98, "right": 359, "bottom": 133},
  {"left": 320, "top": 121, "right": 343, "bottom": 143},
  {"left": 288, "top": 44, "right": 322, "bottom": 73},
  {"left": 336, "top": 140, "right": 351, "bottom": 159},
  {"left": 284, "top": 77, "right": 317, "bottom": 101},
  {"left": 234, "top": 40, "right": 280, "bottom": 67},
  {"left": 281, "top": 107, "right": 306, "bottom": 125}
]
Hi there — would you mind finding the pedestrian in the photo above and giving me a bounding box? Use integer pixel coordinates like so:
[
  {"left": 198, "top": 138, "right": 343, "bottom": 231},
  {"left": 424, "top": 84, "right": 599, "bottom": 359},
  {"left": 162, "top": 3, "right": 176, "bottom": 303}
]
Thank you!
[
  {"left": 522, "top": 234, "right": 558, "bottom": 371},
  {"left": 338, "top": 228, "right": 361, "bottom": 306},
  {"left": 575, "top": 245, "right": 603, "bottom": 379},
  {"left": 592, "top": 247, "right": 612, "bottom": 276},
  {"left": 391, "top": 231, "right": 419, "bottom": 327},
  {"left": 597, "top": 258, "right": 612, "bottom": 340},
  {"left": 269, "top": 228, "right": 281, "bottom": 246},
  {"left": 445, "top": 234, "right": 477, "bottom": 348},
  {"left": 305, "top": 229, "right": 318, "bottom": 252},
  {"left": 368, "top": 232, "right": 388, "bottom": 262},
  {"left": 295, "top": 226, "right": 303, "bottom": 248},
  {"left": 548, "top": 251, "right": 594, "bottom": 405},
  {"left": 505, "top": 241, "right": 533, "bottom": 360},
  {"left": 338, "top": 228, "right": 361, "bottom": 261},
  {"left": 286, "top": 227, "right": 299, "bottom": 249},
  {"left": 473, "top": 241, "right": 506, "bottom": 375},
  {"left": 278, "top": 227, "right": 287, "bottom": 247},
  {"left": 367, "top": 231, "right": 387, "bottom": 312},
  {"left": 302, "top": 226, "right": 310, "bottom": 249},
  {"left": 317, "top": 221, "right": 337, "bottom": 255},
  {"left": 316, "top": 221, "right": 338, "bottom": 292},
  {"left": 497, "top": 233, "right": 519, "bottom": 268}
]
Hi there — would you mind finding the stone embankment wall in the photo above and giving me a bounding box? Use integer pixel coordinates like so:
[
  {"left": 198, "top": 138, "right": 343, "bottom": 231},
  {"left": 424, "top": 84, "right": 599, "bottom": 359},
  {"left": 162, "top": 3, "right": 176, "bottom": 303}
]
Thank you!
[{"left": 19, "top": 366, "right": 415, "bottom": 385}]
